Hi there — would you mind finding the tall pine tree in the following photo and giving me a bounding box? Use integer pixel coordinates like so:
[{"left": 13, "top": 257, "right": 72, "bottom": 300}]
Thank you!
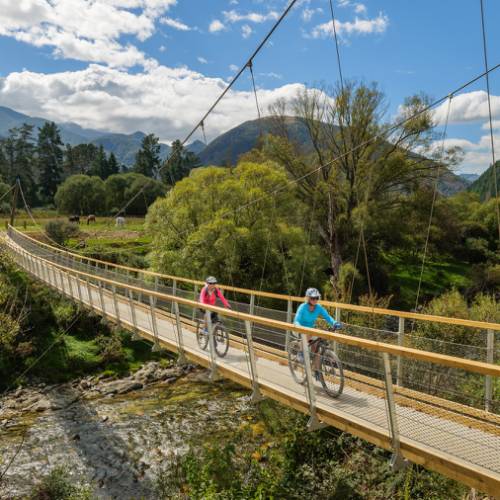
[
  {"left": 107, "top": 152, "right": 120, "bottom": 176},
  {"left": 133, "top": 134, "right": 161, "bottom": 178},
  {"left": 162, "top": 139, "right": 200, "bottom": 185},
  {"left": 37, "top": 122, "right": 63, "bottom": 203},
  {"left": 0, "top": 124, "right": 37, "bottom": 204},
  {"left": 89, "top": 145, "right": 109, "bottom": 179}
]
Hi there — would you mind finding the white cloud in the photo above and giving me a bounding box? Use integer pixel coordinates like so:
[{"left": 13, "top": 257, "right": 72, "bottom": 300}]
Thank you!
[
  {"left": 0, "top": 0, "right": 178, "bottom": 68},
  {"left": 197, "top": 56, "right": 208, "bottom": 64},
  {"left": 259, "top": 72, "right": 282, "bottom": 79},
  {"left": 223, "top": 9, "right": 279, "bottom": 23},
  {"left": 301, "top": 8, "right": 322, "bottom": 22},
  {"left": 241, "top": 24, "right": 253, "bottom": 38},
  {"left": 354, "top": 3, "right": 367, "bottom": 14},
  {"left": 229, "top": 64, "right": 239, "bottom": 72},
  {"left": 159, "top": 45, "right": 166, "bottom": 52},
  {"left": 434, "top": 90, "right": 500, "bottom": 125},
  {"left": 310, "top": 13, "right": 389, "bottom": 39},
  {"left": 0, "top": 64, "right": 306, "bottom": 143},
  {"left": 160, "top": 16, "right": 191, "bottom": 31},
  {"left": 209, "top": 19, "right": 225, "bottom": 32}
]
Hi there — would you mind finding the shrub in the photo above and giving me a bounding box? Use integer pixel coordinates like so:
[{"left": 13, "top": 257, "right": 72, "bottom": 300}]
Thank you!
[
  {"left": 29, "top": 466, "right": 92, "bottom": 499},
  {"left": 96, "top": 331, "right": 125, "bottom": 364},
  {"left": 45, "top": 220, "right": 80, "bottom": 246}
]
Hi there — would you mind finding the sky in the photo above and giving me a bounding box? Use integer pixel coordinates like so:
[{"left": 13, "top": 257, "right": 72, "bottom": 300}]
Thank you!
[{"left": 0, "top": 0, "right": 499, "bottom": 174}]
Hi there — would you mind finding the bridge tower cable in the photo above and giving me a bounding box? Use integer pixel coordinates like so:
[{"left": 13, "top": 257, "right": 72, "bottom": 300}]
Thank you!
[
  {"left": 109, "top": 0, "right": 300, "bottom": 222},
  {"left": 479, "top": 0, "right": 500, "bottom": 243},
  {"left": 413, "top": 95, "right": 453, "bottom": 317}
]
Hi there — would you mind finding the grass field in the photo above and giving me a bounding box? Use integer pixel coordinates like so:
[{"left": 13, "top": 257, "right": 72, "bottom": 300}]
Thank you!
[{"left": 384, "top": 253, "right": 471, "bottom": 308}]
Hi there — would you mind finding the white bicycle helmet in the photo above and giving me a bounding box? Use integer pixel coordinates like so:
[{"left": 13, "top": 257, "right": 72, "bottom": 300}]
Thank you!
[
  {"left": 305, "top": 287, "right": 321, "bottom": 299},
  {"left": 206, "top": 276, "right": 218, "bottom": 285}
]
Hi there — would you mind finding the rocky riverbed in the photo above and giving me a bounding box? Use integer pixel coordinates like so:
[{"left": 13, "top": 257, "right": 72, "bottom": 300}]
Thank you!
[{"left": 0, "top": 362, "right": 252, "bottom": 499}]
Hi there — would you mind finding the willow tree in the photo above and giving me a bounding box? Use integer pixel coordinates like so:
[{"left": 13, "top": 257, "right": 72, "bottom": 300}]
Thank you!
[
  {"left": 146, "top": 161, "right": 327, "bottom": 294},
  {"left": 264, "top": 81, "right": 451, "bottom": 294}
]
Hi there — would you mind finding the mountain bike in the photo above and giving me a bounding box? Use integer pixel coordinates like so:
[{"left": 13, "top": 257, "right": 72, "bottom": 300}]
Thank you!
[
  {"left": 287, "top": 327, "right": 344, "bottom": 398},
  {"left": 195, "top": 316, "right": 229, "bottom": 357}
]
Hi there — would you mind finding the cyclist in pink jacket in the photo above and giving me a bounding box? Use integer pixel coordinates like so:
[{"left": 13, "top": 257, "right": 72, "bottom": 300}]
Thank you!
[{"left": 199, "top": 276, "right": 231, "bottom": 332}]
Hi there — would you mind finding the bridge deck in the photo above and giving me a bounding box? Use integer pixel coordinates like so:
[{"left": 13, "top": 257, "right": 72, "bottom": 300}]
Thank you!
[{"left": 6, "top": 237, "right": 500, "bottom": 496}]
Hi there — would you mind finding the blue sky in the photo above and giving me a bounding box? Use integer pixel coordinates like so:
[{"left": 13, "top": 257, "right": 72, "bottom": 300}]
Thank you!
[{"left": 0, "top": 0, "right": 499, "bottom": 173}]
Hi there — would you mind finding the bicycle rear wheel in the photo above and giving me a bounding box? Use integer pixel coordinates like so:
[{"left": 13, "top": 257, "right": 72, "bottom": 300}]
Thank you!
[
  {"left": 287, "top": 339, "right": 306, "bottom": 385},
  {"left": 214, "top": 323, "right": 229, "bottom": 357},
  {"left": 196, "top": 319, "right": 209, "bottom": 350},
  {"left": 319, "top": 349, "right": 344, "bottom": 398}
]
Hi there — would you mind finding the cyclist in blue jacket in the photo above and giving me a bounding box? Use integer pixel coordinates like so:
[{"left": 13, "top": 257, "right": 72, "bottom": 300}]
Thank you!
[{"left": 294, "top": 288, "right": 342, "bottom": 380}]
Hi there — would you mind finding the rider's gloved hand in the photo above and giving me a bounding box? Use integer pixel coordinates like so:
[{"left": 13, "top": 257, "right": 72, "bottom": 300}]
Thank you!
[{"left": 333, "top": 321, "right": 343, "bottom": 330}]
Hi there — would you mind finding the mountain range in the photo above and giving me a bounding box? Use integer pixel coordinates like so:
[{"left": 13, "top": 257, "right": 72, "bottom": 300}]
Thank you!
[
  {"left": 0, "top": 105, "right": 204, "bottom": 166},
  {"left": 0, "top": 105, "right": 484, "bottom": 195}
]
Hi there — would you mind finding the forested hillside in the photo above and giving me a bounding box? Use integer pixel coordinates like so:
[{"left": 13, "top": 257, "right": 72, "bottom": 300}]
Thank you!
[{"left": 469, "top": 161, "right": 500, "bottom": 200}]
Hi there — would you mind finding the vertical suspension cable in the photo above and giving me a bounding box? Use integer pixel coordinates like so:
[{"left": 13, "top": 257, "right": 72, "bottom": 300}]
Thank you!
[
  {"left": 479, "top": 0, "right": 500, "bottom": 242},
  {"left": 413, "top": 95, "right": 453, "bottom": 315},
  {"left": 328, "top": 0, "right": 344, "bottom": 90},
  {"left": 200, "top": 120, "right": 208, "bottom": 146},
  {"left": 247, "top": 60, "right": 262, "bottom": 122}
]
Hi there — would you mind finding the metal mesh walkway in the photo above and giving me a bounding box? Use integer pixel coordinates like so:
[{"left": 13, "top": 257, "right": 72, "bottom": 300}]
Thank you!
[{"left": 3, "top": 229, "right": 500, "bottom": 496}]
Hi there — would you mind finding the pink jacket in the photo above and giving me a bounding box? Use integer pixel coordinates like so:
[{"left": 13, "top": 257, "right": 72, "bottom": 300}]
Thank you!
[{"left": 199, "top": 285, "right": 230, "bottom": 308}]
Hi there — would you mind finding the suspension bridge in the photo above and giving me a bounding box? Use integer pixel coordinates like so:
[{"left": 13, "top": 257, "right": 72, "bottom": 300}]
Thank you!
[{"left": 3, "top": 225, "right": 500, "bottom": 495}]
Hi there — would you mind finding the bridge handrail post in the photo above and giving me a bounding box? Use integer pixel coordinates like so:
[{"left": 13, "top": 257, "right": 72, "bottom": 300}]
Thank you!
[
  {"left": 75, "top": 272, "right": 84, "bottom": 305},
  {"left": 205, "top": 310, "right": 218, "bottom": 381},
  {"left": 485, "top": 329, "right": 494, "bottom": 412},
  {"left": 334, "top": 307, "right": 340, "bottom": 354},
  {"left": 396, "top": 317, "right": 405, "bottom": 387},
  {"left": 171, "top": 278, "right": 177, "bottom": 315},
  {"left": 285, "top": 298, "right": 293, "bottom": 349},
  {"left": 301, "top": 333, "right": 326, "bottom": 431},
  {"left": 382, "top": 352, "right": 407, "bottom": 470},
  {"left": 173, "top": 301, "right": 187, "bottom": 365},
  {"left": 97, "top": 279, "right": 106, "bottom": 317},
  {"left": 245, "top": 319, "right": 263, "bottom": 402},
  {"left": 112, "top": 284, "right": 121, "bottom": 326},
  {"left": 86, "top": 277, "right": 94, "bottom": 309},
  {"left": 67, "top": 268, "right": 75, "bottom": 299},
  {"left": 127, "top": 289, "right": 141, "bottom": 340},
  {"left": 149, "top": 293, "right": 162, "bottom": 352},
  {"left": 192, "top": 285, "right": 199, "bottom": 322}
]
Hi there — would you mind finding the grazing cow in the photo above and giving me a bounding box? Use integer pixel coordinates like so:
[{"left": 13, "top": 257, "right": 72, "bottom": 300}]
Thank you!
[
  {"left": 68, "top": 215, "right": 80, "bottom": 224},
  {"left": 115, "top": 216, "right": 125, "bottom": 227},
  {"left": 87, "top": 214, "right": 96, "bottom": 225}
]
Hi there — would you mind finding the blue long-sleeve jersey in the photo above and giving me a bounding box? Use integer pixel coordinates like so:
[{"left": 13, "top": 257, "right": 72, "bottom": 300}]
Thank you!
[{"left": 293, "top": 302, "right": 339, "bottom": 329}]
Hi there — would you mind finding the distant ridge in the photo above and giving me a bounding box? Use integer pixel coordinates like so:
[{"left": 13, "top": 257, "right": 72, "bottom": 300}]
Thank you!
[{"left": 0, "top": 105, "right": 203, "bottom": 167}]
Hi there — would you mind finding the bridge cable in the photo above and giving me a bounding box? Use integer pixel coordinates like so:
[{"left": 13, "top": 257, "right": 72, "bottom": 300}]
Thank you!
[
  {"left": 328, "top": 0, "right": 344, "bottom": 89},
  {"left": 108, "top": 0, "right": 300, "bottom": 222},
  {"left": 22, "top": 66, "right": 500, "bottom": 292},
  {"left": 479, "top": 0, "right": 500, "bottom": 243},
  {"left": 413, "top": 95, "right": 453, "bottom": 318},
  {"left": 110, "top": 64, "right": 500, "bottom": 293}
]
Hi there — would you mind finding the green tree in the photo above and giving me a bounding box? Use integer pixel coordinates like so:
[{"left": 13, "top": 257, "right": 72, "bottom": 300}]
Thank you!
[
  {"left": 105, "top": 172, "right": 164, "bottom": 215},
  {"left": 55, "top": 174, "right": 106, "bottom": 215},
  {"left": 63, "top": 143, "right": 99, "bottom": 176},
  {"left": 37, "top": 122, "right": 64, "bottom": 202},
  {"left": 89, "top": 145, "right": 109, "bottom": 179},
  {"left": 133, "top": 134, "right": 161, "bottom": 178},
  {"left": 107, "top": 152, "right": 120, "bottom": 176},
  {"left": 162, "top": 139, "right": 200, "bottom": 185},
  {"left": 265, "top": 82, "right": 449, "bottom": 293},
  {"left": 0, "top": 124, "right": 37, "bottom": 204},
  {"left": 146, "top": 161, "right": 326, "bottom": 293}
]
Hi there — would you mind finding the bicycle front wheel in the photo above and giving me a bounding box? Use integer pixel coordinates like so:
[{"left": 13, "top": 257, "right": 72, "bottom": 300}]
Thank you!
[
  {"left": 319, "top": 349, "right": 344, "bottom": 398},
  {"left": 196, "top": 320, "right": 209, "bottom": 351},
  {"left": 287, "top": 339, "right": 306, "bottom": 385},
  {"left": 214, "top": 323, "right": 229, "bottom": 357}
]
